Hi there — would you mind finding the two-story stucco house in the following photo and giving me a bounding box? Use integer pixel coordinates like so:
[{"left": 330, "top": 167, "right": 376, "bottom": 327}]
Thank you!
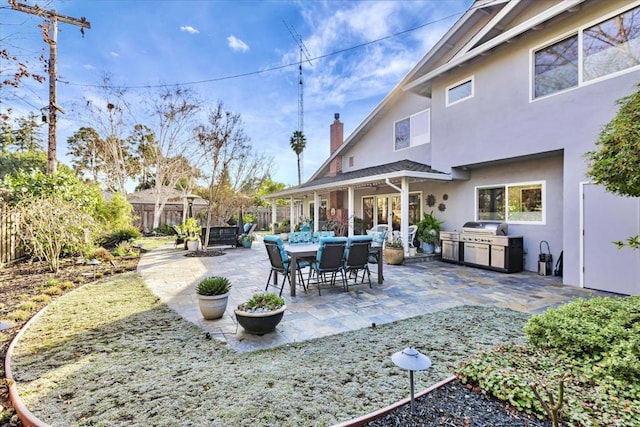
[{"left": 267, "top": 0, "right": 640, "bottom": 295}]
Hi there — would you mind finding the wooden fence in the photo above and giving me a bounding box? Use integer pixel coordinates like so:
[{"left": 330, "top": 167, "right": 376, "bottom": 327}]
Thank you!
[{"left": 0, "top": 204, "right": 24, "bottom": 265}]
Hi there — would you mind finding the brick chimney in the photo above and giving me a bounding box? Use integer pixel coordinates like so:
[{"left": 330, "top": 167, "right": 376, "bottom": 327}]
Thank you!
[{"left": 328, "top": 113, "right": 343, "bottom": 177}]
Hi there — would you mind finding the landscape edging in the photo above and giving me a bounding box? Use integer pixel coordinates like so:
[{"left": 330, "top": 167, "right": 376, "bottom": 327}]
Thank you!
[
  {"left": 5, "top": 304, "right": 53, "bottom": 427},
  {"left": 331, "top": 375, "right": 458, "bottom": 427}
]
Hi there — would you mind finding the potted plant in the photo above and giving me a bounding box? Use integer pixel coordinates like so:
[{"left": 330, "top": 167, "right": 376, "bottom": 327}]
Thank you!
[
  {"left": 181, "top": 217, "right": 201, "bottom": 250},
  {"left": 416, "top": 211, "right": 444, "bottom": 254},
  {"left": 239, "top": 233, "right": 255, "bottom": 248},
  {"left": 234, "top": 292, "right": 286, "bottom": 335},
  {"left": 196, "top": 276, "right": 231, "bottom": 320},
  {"left": 384, "top": 236, "right": 405, "bottom": 265}
]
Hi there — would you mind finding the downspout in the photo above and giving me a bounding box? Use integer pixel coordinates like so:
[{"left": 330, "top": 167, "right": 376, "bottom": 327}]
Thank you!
[{"left": 385, "top": 178, "right": 402, "bottom": 193}]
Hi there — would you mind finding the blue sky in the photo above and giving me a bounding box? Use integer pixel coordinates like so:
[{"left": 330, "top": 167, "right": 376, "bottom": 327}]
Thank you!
[{"left": 2, "top": 0, "right": 473, "bottom": 187}]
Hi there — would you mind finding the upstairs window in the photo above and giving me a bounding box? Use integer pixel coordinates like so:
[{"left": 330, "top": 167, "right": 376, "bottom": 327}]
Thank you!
[
  {"left": 534, "top": 35, "right": 578, "bottom": 98},
  {"left": 393, "top": 109, "right": 430, "bottom": 151},
  {"left": 533, "top": 4, "right": 640, "bottom": 99},
  {"left": 446, "top": 76, "right": 474, "bottom": 106},
  {"left": 583, "top": 6, "right": 640, "bottom": 81}
]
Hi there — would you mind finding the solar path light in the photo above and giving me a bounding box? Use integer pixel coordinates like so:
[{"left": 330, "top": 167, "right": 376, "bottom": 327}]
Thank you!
[{"left": 391, "top": 346, "right": 432, "bottom": 413}]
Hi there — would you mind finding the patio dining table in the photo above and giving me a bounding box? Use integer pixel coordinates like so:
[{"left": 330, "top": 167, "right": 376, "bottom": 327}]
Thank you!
[{"left": 282, "top": 243, "right": 383, "bottom": 296}]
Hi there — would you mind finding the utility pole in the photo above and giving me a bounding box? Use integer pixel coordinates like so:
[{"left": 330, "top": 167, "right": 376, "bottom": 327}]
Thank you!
[{"left": 10, "top": 1, "right": 90, "bottom": 175}]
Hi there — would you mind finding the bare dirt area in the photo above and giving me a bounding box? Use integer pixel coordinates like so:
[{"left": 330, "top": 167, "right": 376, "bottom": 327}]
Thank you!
[{"left": 0, "top": 254, "right": 140, "bottom": 426}]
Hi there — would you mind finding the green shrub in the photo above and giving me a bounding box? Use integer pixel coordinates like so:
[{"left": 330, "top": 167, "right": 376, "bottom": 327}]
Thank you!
[
  {"left": 31, "top": 294, "right": 51, "bottom": 303},
  {"left": 196, "top": 276, "right": 231, "bottom": 296},
  {"left": 18, "top": 301, "right": 37, "bottom": 312},
  {"left": 524, "top": 296, "right": 640, "bottom": 380},
  {"left": 98, "top": 226, "right": 142, "bottom": 248},
  {"left": 456, "top": 344, "right": 640, "bottom": 426},
  {"left": 89, "top": 247, "right": 114, "bottom": 263},
  {"left": 154, "top": 224, "right": 173, "bottom": 235},
  {"left": 43, "top": 286, "right": 63, "bottom": 296},
  {"left": 96, "top": 192, "right": 135, "bottom": 231},
  {"left": 113, "top": 241, "right": 138, "bottom": 257},
  {"left": 8, "top": 310, "right": 31, "bottom": 321}
]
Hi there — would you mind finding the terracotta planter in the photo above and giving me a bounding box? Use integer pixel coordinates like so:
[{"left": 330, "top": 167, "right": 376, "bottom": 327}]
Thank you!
[
  {"left": 384, "top": 247, "right": 404, "bottom": 265},
  {"left": 234, "top": 305, "right": 286, "bottom": 335},
  {"left": 197, "top": 292, "right": 229, "bottom": 320}
]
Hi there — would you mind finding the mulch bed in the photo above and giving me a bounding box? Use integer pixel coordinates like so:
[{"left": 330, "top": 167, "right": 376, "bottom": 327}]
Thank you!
[{"left": 367, "top": 380, "right": 551, "bottom": 427}]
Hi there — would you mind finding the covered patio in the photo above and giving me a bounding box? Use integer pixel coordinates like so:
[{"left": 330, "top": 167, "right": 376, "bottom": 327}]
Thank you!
[
  {"left": 264, "top": 159, "right": 458, "bottom": 256},
  {"left": 138, "top": 238, "right": 614, "bottom": 352}
]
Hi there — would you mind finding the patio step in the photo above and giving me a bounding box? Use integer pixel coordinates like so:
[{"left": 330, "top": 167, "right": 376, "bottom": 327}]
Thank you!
[{"left": 404, "top": 253, "right": 441, "bottom": 264}]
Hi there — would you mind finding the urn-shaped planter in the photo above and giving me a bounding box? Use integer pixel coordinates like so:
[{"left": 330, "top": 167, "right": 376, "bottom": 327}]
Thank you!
[
  {"left": 187, "top": 239, "right": 200, "bottom": 251},
  {"left": 234, "top": 293, "right": 286, "bottom": 335},
  {"left": 196, "top": 276, "right": 232, "bottom": 320},
  {"left": 197, "top": 293, "right": 229, "bottom": 320}
]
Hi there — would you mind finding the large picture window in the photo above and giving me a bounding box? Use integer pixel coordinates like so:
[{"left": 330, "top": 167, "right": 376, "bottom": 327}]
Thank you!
[
  {"left": 393, "top": 109, "right": 430, "bottom": 151},
  {"left": 534, "top": 35, "right": 578, "bottom": 98},
  {"left": 477, "top": 182, "right": 544, "bottom": 224},
  {"left": 583, "top": 6, "right": 640, "bottom": 81},
  {"left": 533, "top": 4, "right": 640, "bottom": 99}
]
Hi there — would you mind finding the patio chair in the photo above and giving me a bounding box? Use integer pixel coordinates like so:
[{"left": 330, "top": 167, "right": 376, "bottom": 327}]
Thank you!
[
  {"left": 263, "top": 235, "right": 309, "bottom": 296},
  {"left": 309, "top": 237, "right": 347, "bottom": 295},
  {"left": 366, "top": 227, "right": 388, "bottom": 264},
  {"left": 408, "top": 225, "right": 418, "bottom": 248},
  {"left": 171, "top": 224, "right": 185, "bottom": 248},
  {"left": 344, "top": 236, "right": 373, "bottom": 291}
]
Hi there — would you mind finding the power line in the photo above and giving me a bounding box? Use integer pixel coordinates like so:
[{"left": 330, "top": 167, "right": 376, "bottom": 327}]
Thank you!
[{"left": 58, "top": 10, "right": 466, "bottom": 90}]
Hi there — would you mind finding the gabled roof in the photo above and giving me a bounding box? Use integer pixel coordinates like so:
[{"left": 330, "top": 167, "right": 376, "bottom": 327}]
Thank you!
[
  {"left": 266, "top": 160, "right": 450, "bottom": 199},
  {"left": 308, "top": 0, "right": 587, "bottom": 181}
]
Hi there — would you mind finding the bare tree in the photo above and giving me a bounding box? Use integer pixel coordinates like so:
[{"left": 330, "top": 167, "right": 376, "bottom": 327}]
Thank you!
[
  {"left": 195, "top": 101, "right": 270, "bottom": 247},
  {"left": 80, "top": 75, "right": 139, "bottom": 193},
  {"left": 143, "top": 87, "right": 200, "bottom": 230}
]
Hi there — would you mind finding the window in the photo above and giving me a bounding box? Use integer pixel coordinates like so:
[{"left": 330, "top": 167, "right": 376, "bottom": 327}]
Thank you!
[
  {"left": 393, "top": 109, "right": 430, "bottom": 151},
  {"left": 534, "top": 35, "right": 579, "bottom": 98},
  {"left": 446, "top": 77, "right": 474, "bottom": 106},
  {"left": 583, "top": 6, "right": 640, "bottom": 81},
  {"left": 477, "top": 182, "right": 544, "bottom": 224},
  {"left": 309, "top": 200, "right": 328, "bottom": 222},
  {"left": 533, "top": 4, "right": 640, "bottom": 99}
]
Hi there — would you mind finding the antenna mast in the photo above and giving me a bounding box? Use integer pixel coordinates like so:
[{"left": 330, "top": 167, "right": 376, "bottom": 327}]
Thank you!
[{"left": 284, "top": 21, "right": 312, "bottom": 183}]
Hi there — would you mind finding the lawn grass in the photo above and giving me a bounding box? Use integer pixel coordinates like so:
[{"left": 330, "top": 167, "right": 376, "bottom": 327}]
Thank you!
[{"left": 10, "top": 272, "right": 530, "bottom": 427}]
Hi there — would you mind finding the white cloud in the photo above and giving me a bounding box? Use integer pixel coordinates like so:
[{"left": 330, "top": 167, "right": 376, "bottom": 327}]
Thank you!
[
  {"left": 227, "top": 35, "right": 249, "bottom": 52},
  {"left": 180, "top": 25, "right": 199, "bottom": 34},
  {"left": 83, "top": 64, "right": 96, "bottom": 70},
  {"left": 110, "top": 51, "right": 119, "bottom": 57}
]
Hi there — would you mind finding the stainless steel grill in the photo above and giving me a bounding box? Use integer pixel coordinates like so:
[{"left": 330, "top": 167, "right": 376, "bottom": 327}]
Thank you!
[
  {"left": 439, "top": 231, "right": 461, "bottom": 263},
  {"left": 459, "top": 221, "right": 523, "bottom": 273}
]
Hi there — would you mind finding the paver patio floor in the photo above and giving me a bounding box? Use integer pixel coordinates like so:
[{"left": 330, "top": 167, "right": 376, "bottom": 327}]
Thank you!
[{"left": 138, "top": 238, "right": 614, "bottom": 352}]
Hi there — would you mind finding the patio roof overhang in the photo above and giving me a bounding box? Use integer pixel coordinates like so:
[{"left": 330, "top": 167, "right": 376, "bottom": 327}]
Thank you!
[{"left": 265, "top": 160, "right": 452, "bottom": 200}]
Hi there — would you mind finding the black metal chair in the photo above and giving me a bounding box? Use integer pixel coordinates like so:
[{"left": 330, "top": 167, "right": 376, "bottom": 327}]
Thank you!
[
  {"left": 309, "top": 237, "right": 347, "bottom": 295},
  {"left": 264, "top": 235, "right": 308, "bottom": 296},
  {"left": 344, "top": 237, "right": 373, "bottom": 291}
]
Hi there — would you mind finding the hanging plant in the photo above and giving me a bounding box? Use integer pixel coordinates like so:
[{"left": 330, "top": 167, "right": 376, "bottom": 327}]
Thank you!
[{"left": 426, "top": 194, "right": 436, "bottom": 207}]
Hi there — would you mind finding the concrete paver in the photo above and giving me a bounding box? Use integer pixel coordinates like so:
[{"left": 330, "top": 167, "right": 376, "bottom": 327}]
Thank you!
[{"left": 138, "top": 238, "right": 615, "bottom": 352}]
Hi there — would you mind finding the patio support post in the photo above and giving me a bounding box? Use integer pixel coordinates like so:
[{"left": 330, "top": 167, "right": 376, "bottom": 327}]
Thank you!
[
  {"left": 348, "top": 186, "right": 354, "bottom": 237},
  {"left": 401, "top": 177, "right": 409, "bottom": 256},
  {"left": 289, "top": 197, "right": 295, "bottom": 232},
  {"left": 271, "top": 200, "right": 277, "bottom": 234},
  {"left": 314, "top": 192, "right": 319, "bottom": 232}
]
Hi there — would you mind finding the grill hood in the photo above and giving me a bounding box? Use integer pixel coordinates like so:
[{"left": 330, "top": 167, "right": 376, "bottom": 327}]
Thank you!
[{"left": 461, "top": 221, "right": 508, "bottom": 236}]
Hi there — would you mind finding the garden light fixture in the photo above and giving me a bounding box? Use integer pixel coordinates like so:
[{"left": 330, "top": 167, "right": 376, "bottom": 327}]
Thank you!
[{"left": 391, "top": 346, "right": 432, "bottom": 413}]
